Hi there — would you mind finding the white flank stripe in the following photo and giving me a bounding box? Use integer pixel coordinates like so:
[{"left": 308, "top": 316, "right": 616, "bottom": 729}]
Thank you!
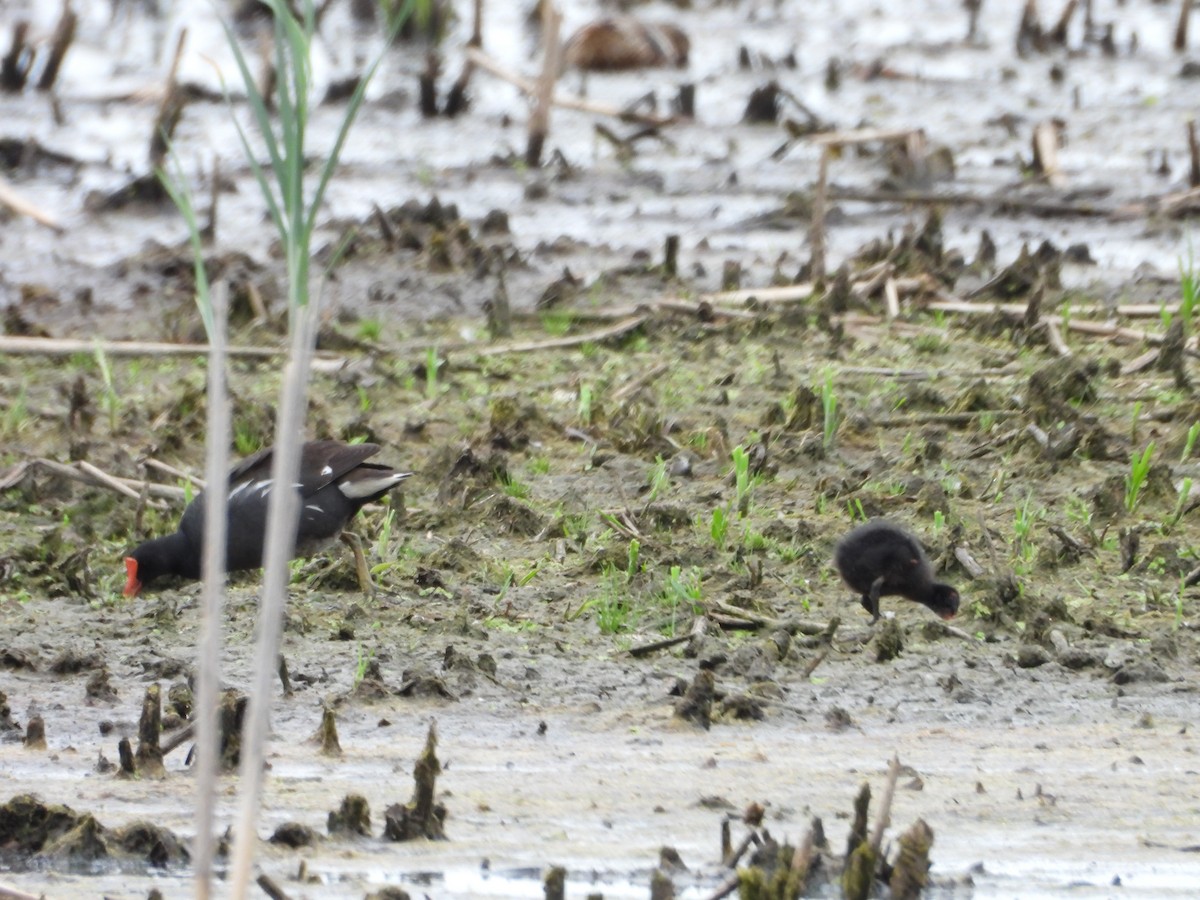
[
  {"left": 230, "top": 479, "right": 273, "bottom": 500},
  {"left": 338, "top": 472, "right": 412, "bottom": 499}
]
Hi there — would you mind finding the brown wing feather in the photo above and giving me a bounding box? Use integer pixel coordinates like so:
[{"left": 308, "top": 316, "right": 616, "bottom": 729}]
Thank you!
[
  {"left": 226, "top": 445, "right": 275, "bottom": 485},
  {"left": 298, "top": 441, "right": 381, "bottom": 495}
]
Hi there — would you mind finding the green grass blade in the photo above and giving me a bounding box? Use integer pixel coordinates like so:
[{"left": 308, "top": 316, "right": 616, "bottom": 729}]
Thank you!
[
  {"left": 156, "top": 153, "right": 213, "bottom": 337},
  {"left": 273, "top": 5, "right": 306, "bottom": 238},
  {"left": 217, "top": 9, "right": 288, "bottom": 237}
]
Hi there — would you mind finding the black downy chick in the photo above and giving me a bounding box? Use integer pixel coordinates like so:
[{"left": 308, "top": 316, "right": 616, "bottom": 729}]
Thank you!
[{"left": 834, "top": 519, "right": 960, "bottom": 622}]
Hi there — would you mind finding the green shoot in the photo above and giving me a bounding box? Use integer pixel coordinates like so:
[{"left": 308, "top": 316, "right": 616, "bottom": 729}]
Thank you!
[
  {"left": 1125, "top": 442, "right": 1156, "bottom": 513},
  {"left": 1065, "top": 495, "right": 1092, "bottom": 529},
  {"left": 518, "top": 561, "right": 541, "bottom": 588},
  {"left": 1014, "top": 494, "right": 1036, "bottom": 544},
  {"left": 659, "top": 565, "right": 703, "bottom": 636},
  {"left": 353, "top": 644, "right": 375, "bottom": 688},
  {"left": 92, "top": 341, "right": 120, "bottom": 433},
  {"left": 710, "top": 507, "right": 729, "bottom": 549},
  {"left": 356, "top": 318, "right": 382, "bottom": 342},
  {"left": 915, "top": 332, "right": 946, "bottom": 354},
  {"left": 645, "top": 455, "right": 669, "bottom": 505},
  {"left": 580, "top": 564, "right": 633, "bottom": 634},
  {"left": 234, "top": 422, "right": 262, "bottom": 456},
  {"left": 495, "top": 564, "right": 515, "bottom": 603},
  {"left": 594, "top": 597, "right": 631, "bottom": 634},
  {"left": 1180, "top": 238, "right": 1198, "bottom": 332},
  {"left": 627, "top": 539, "right": 641, "bottom": 579},
  {"left": 501, "top": 475, "right": 530, "bottom": 499},
  {"left": 742, "top": 528, "right": 769, "bottom": 552},
  {"left": 578, "top": 384, "right": 594, "bottom": 426},
  {"left": 1, "top": 387, "right": 29, "bottom": 439},
  {"left": 1130, "top": 400, "right": 1142, "bottom": 445},
  {"left": 820, "top": 368, "right": 839, "bottom": 451},
  {"left": 1013, "top": 494, "right": 1040, "bottom": 570},
  {"left": 1168, "top": 477, "right": 1193, "bottom": 530},
  {"left": 848, "top": 498, "right": 867, "bottom": 522},
  {"left": 541, "top": 308, "right": 575, "bottom": 337},
  {"left": 374, "top": 507, "right": 395, "bottom": 560},
  {"left": 1182, "top": 422, "right": 1200, "bottom": 463},
  {"left": 732, "top": 445, "right": 752, "bottom": 516},
  {"left": 355, "top": 384, "right": 371, "bottom": 413},
  {"left": 158, "top": 148, "right": 214, "bottom": 335},
  {"left": 493, "top": 560, "right": 543, "bottom": 602}
]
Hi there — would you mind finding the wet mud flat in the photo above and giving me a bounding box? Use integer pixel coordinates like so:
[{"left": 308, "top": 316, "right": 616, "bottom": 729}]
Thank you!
[
  {"left": 4, "top": 266, "right": 1200, "bottom": 897},
  {"left": 3, "top": 0, "right": 1200, "bottom": 897},
  {"left": 2, "top": 591, "right": 1199, "bottom": 899}
]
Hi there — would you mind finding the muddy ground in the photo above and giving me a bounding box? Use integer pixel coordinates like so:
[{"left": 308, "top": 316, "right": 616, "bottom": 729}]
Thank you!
[{"left": 3, "top": 0, "right": 1200, "bottom": 897}]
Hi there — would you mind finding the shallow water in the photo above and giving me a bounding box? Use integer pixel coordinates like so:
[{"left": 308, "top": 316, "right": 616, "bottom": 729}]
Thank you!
[
  {"left": 1, "top": 0, "right": 1197, "bottom": 317},
  {"left": 3, "top": 596, "right": 1200, "bottom": 897}
]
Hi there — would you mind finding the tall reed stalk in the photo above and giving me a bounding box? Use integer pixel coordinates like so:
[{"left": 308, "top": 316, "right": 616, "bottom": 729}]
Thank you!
[
  {"left": 194, "top": 284, "right": 229, "bottom": 899},
  {"left": 212, "top": 1, "right": 418, "bottom": 894},
  {"left": 159, "top": 155, "right": 229, "bottom": 899},
  {"left": 164, "top": 2, "right": 419, "bottom": 890}
]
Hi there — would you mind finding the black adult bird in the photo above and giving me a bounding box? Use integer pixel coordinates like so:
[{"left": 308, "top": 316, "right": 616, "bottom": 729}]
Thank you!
[
  {"left": 834, "top": 519, "right": 959, "bottom": 622},
  {"left": 123, "top": 440, "right": 410, "bottom": 597}
]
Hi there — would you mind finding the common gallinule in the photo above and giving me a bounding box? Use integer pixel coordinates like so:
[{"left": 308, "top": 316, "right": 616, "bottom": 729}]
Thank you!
[
  {"left": 834, "top": 519, "right": 959, "bottom": 622},
  {"left": 123, "top": 440, "right": 410, "bottom": 597}
]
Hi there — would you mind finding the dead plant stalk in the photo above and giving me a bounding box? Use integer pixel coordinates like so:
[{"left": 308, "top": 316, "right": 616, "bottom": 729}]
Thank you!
[{"left": 194, "top": 283, "right": 231, "bottom": 898}]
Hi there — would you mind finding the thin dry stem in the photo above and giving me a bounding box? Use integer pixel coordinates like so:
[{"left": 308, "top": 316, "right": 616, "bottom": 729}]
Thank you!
[
  {"left": 31, "top": 458, "right": 184, "bottom": 502},
  {"left": 0, "top": 176, "right": 62, "bottom": 231},
  {"left": 526, "top": 1, "right": 562, "bottom": 167},
  {"left": 228, "top": 301, "right": 320, "bottom": 894},
  {"left": 477, "top": 314, "right": 647, "bottom": 356},
  {"left": 810, "top": 146, "right": 829, "bottom": 282},
  {"left": 466, "top": 46, "right": 675, "bottom": 126},
  {"left": 194, "top": 282, "right": 231, "bottom": 899},
  {"left": 0, "top": 334, "right": 343, "bottom": 361},
  {"left": 869, "top": 754, "right": 902, "bottom": 854}
]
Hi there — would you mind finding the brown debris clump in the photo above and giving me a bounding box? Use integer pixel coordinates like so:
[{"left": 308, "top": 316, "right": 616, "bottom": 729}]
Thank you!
[
  {"left": 23, "top": 715, "right": 46, "bottom": 750},
  {"left": 133, "top": 684, "right": 166, "bottom": 779},
  {"left": 0, "top": 794, "right": 188, "bottom": 865},
  {"left": 729, "top": 758, "right": 934, "bottom": 899},
  {"left": 312, "top": 705, "right": 342, "bottom": 757},
  {"left": 383, "top": 723, "right": 448, "bottom": 841},
  {"left": 563, "top": 18, "right": 689, "bottom": 72},
  {"left": 327, "top": 794, "right": 372, "bottom": 838},
  {"left": 673, "top": 669, "right": 716, "bottom": 729}
]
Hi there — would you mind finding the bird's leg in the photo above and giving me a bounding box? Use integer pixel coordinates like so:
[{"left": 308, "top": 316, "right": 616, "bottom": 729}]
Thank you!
[
  {"left": 866, "top": 575, "right": 886, "bottom": 623},
  {"left": 862, "top": 597, "right": 881, "bottom": 624},
  {"left": 340, "top": 531, "right": 375, "bottom": 597}
]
